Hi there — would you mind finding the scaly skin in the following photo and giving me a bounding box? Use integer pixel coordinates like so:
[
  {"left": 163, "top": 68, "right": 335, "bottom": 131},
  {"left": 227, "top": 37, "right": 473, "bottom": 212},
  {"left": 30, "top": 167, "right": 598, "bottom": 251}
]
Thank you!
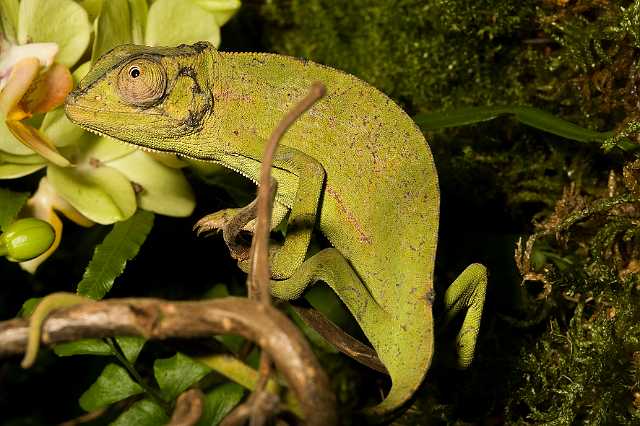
[{"left": 64, "top": 42, "right": 487, "bottom": 416}]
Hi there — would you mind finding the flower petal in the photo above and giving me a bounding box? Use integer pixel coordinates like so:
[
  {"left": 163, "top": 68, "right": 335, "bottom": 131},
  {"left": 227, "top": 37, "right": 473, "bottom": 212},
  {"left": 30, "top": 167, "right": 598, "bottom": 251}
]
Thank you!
[
  {"left": 18, "top": 0, "right": 91, "bottom": 68},
  {"left": 91, "top": 0, "right": 133, "bottom": 63},
  {"left": 48, "top": 163, "right": 137, "bottom": 225},
  {"left": 5, "top": 120, "right": 71, "bottom": 167},
  {"left": 0, "top": 162, "right": 45, "bottom": 178},
  {"left": 108, "top": 150, "right": 195, "bottom": 217},
  {"left": 146, "top": 0, "right": 220, "bottom": 47},
  {"left": 191, "top": 0, "right": 241, "bottom": 26},
  {"left": 0, "top": 57, "right": 39, "bottom": 116},
  {"left": 79, "top": 135, "right": 136, "bottom": 163},
  {"left": 18, "top": 208, "right": 62, "bottom": 273},
  {"left": 41, "top": 108, "right": 85, "bottom": 148},
  {"left": 0, "top": 43, "right": 58, "bottom": 90},
  {"left": 21, "top": 63, "right": 73, "bottom": 114},
  {"left": 0, "top": 0, "right": 19, "bottom": 44},
  {"left": 19, "top": 177, "right": 94, "bottom": 272}
]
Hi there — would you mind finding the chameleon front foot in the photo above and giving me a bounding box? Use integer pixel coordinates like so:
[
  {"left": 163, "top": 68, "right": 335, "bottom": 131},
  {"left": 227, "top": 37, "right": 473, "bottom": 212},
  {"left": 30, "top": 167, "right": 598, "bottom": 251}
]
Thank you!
[
  {"left": 193, "top": 209, "right": 238, "bottom": 236},
  {"left": 194, "top": 201, "right": 258, "bottom": 260}
]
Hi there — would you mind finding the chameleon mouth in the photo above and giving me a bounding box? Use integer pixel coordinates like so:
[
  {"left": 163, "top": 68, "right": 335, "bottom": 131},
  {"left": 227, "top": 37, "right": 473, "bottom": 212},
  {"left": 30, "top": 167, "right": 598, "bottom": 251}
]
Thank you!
[{"left": 64, "top": 101, "right": 263, "bottom": 186}]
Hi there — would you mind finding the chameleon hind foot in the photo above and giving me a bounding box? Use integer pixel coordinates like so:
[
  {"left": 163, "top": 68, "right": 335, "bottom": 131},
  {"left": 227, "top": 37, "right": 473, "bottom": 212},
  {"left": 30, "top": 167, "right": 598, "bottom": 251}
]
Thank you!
[{"left": 21, "top": 292, "right": 91, "bottom": 368}]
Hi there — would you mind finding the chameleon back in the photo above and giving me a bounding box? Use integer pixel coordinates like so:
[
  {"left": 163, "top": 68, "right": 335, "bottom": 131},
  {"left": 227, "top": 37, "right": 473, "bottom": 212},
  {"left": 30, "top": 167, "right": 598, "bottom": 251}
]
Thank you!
[{"left": 214, "top": 52, "right": 441, "bottom": 412}]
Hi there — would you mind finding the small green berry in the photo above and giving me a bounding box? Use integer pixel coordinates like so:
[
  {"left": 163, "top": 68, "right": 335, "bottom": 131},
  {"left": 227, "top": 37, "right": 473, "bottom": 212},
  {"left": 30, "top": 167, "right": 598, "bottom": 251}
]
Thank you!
[{"left": 0, "top": 218, "right": 55, "bottom": 262}]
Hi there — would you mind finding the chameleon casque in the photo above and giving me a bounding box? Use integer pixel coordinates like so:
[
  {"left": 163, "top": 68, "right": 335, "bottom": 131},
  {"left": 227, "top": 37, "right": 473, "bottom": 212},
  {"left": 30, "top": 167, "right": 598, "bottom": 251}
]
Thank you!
[{"left": 63, "top": 41, "right": 488, "bottom": 416}]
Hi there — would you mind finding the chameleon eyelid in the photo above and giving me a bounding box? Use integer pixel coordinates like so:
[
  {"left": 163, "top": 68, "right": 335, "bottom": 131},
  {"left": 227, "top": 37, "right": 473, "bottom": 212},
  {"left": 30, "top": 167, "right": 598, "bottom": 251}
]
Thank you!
[{"left": 117, "top": 57, "right": 166, "bottom": 107}]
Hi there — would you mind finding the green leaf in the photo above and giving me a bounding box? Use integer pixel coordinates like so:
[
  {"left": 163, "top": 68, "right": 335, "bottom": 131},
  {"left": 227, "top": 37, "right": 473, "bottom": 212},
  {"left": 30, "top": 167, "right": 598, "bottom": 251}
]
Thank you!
[
  {"left": 0, "top": 187, "right": 28, "bottom": 231},
  {"left": 111, "top": 399, "right": 168, "bottom": 426},
  {"left": 413, "top": 105, "right": 636, "bottom": 151},
  {"left": 54, "top": 338, "right": 112, "bottom": 357},
  {"left": 54, "top": 336, "right": 145, "bottom": 363},
  {"left": 0, "top": 0, "right": 19, "bottom": 43},
  {"left": 76, "top": 210, "right": 154, "bottom": 299},
  {"left": 108, "top": 151, "right": 195, "bottom": 217},
  {"left": 197, "top": 383, "right": 245, "bottom": 426},
  {"left": 18, "top": 0, "right": 91, "bottom": 68},
  {"left": 414, "top": 106, "right": 509, "bottom": 130},
  {"left": 47, "top": 163, "right": 137, "bottom": 225},
  {"left": 146, "top": 0, "right": 220, "bottom": 47},
  {"left": 113, "top": 336, "right": 146, "bottom": 363},
  {"left": 511, "top": 106, "right": 610, "bottom": 143},
  {"left": 91, "top": 0, "right": 132, "bottom": 64},
  {"left": 154, "top": 353, "right": 211, "bottom": 400},
  {"left": 79, "top": 363, "right": 143, "bottom": 411}
]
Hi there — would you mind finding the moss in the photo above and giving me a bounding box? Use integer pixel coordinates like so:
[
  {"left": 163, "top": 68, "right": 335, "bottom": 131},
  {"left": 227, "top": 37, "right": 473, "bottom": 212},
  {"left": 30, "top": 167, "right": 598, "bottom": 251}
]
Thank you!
[
  {"left": 258, "top": 1, "right": 640, "bottom": 423},
  {"left": 262, "top": 0, "right": 538, "bottom": 113},
  {"left": 261, "top": 0, "right": 640, "bottom": 128}
]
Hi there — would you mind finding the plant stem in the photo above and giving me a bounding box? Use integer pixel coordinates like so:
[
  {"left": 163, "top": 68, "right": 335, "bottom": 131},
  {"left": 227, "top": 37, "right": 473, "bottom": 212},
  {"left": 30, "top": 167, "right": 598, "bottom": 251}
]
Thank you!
[{"left": 105, "top": 338, "right": 171, "bottom": 413}]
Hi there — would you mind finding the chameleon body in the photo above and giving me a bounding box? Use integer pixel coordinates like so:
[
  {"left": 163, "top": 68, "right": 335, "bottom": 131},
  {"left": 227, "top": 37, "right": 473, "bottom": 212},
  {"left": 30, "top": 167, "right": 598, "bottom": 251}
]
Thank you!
[{"left": 64, "top": 42, "right": 487, "bottom": 415}]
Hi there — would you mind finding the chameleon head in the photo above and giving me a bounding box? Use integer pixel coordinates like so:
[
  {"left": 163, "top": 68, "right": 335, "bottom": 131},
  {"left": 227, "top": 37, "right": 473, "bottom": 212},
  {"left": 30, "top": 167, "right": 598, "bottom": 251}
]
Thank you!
[{"left": 65, "top": 42, "right": 215, "bottom": 153}]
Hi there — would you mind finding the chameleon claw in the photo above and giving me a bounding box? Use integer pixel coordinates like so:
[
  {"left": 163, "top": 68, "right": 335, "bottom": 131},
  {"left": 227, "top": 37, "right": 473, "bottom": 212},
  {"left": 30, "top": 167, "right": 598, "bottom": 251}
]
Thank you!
[{"left": 193, "top": 209, "right": 241, "bottom": 237}]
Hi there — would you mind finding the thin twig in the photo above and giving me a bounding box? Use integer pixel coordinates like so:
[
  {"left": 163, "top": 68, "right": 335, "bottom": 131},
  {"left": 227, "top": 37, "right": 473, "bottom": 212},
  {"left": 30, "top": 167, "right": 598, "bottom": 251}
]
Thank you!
[
  {"left": 248, "top": 82, "right": 327, "bottom": 303},
  {"left": 105, "top": 337, "right": 170, "bottom": 413},
  {"left": 167, "top": 389, "right": 205, "bottom": 426},
  {"left": 230, "top": 82, "right": 326, "bottom": 426}
]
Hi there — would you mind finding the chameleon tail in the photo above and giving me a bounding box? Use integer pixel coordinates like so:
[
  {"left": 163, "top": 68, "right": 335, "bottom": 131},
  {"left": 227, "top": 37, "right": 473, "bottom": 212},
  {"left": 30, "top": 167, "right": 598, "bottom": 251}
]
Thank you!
[{"left": 269, "top": 248, "right": 433, "bottom": 417}]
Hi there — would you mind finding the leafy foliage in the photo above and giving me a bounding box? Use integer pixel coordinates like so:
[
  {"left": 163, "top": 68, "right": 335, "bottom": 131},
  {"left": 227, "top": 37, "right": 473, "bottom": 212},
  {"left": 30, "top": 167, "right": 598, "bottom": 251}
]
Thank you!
[
  {"left": 79, "top": 363, "right": 144, "bottom": 411},
  {"left": 76, "top": 210, "right": 154, "bottom": 299},
  {"left": 0, "top": 187, "right": 28, "bottom": 231},
  {"left": 154, "top": 353, "right": 211, "bottom": 400}
]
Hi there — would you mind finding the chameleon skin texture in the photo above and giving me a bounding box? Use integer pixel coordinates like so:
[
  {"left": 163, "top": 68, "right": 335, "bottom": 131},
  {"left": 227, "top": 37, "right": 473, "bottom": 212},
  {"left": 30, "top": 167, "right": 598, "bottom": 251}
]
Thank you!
[{"left": 65, "top": 42, "right": 440, "bottom": 415}]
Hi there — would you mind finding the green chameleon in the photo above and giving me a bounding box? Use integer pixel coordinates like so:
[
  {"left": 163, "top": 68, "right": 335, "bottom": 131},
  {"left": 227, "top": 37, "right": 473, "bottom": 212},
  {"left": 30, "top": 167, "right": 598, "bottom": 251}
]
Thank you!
[{"left": 62, "top": 41, "right": 487, "bottom": 415}]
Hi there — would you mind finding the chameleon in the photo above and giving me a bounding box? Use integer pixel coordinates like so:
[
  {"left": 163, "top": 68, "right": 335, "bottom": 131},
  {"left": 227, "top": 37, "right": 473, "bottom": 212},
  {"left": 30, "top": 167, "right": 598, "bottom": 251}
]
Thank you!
[{"left": 63, "top": 41, "right": 488, "bottom": 416}]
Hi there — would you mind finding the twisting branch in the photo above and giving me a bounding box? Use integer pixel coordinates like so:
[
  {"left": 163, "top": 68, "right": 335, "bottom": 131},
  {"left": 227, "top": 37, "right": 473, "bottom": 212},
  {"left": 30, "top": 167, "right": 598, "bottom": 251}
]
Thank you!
[
  {"left": 248, "top": 81, "right": 327, "bottom": 302},
  {"left": 228, "top": 82, "right": 327, "bottom": 426},
  {"left": 0, "top": 297, "right": 337, "bottom": 426}
]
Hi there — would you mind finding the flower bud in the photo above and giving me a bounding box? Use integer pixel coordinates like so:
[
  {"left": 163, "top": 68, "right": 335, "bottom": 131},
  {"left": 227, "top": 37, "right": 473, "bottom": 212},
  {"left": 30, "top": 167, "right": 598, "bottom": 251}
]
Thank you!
[{"left": 0, "top": 218, "right": 55, "bottom": 262}]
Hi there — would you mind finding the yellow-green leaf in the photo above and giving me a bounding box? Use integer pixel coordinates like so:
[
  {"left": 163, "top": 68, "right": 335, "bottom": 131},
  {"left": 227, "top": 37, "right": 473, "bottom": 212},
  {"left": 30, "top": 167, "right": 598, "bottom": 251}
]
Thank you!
[
  {"left": 76, "top": 210, "right": 154, "bottom": 299},
  {"left": 79, "top": 363, "right": 143, "bottom": 411}
]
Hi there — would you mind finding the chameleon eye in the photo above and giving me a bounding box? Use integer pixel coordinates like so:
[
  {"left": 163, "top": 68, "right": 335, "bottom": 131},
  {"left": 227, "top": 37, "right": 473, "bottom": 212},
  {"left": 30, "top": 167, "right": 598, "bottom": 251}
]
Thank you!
[{"left": 117, "top": 58, "right": 166, "bottom": 107}]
